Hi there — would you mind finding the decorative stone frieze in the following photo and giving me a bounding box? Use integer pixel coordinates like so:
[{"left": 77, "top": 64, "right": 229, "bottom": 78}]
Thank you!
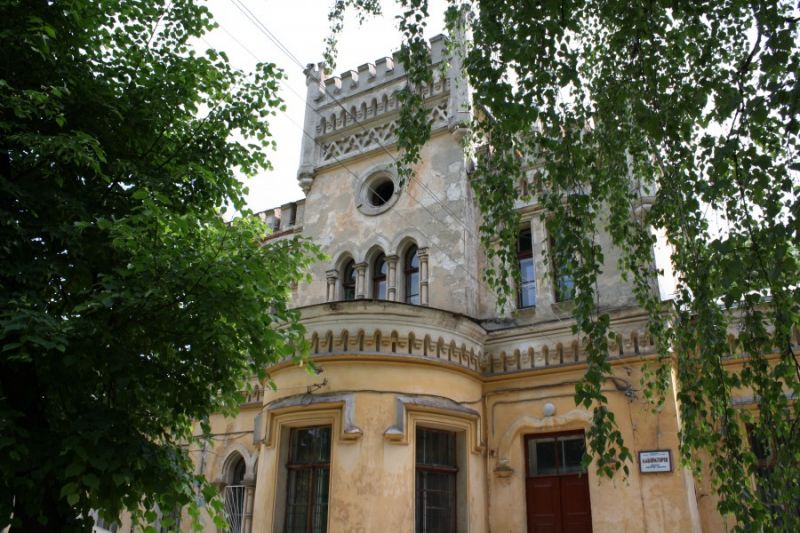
[
  {"left": 318, "top": 100, "right": 449, "bottom": 165},
  {"left": 296, "top": 33, "right": 463, "bottom": 192}
]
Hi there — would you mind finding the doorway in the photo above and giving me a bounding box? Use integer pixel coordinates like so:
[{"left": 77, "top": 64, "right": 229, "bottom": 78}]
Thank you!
[{"left": 524, "top": 431, "right": 592, "bottom": 533}]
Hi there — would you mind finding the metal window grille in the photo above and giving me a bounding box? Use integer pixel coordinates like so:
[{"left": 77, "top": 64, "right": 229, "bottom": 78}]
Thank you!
[{"left": 224, "top": 484, "right": 246, "bottom": 533}]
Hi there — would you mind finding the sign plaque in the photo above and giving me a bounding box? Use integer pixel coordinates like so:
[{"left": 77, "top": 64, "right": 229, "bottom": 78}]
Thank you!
[{"left": 638, "top": 450, "right": 672, "bottom": 473}]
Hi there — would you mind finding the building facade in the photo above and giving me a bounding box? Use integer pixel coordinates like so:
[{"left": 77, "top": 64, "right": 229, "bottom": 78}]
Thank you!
[{"left": 132, "top": 36, "right": 736, "bottom": 533}]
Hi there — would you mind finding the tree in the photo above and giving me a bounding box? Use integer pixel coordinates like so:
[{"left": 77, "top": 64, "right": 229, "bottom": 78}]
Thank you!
[
  {"left": 0, "top": 1, "right": 319, "bottom": 530},
  {"left": 329, "top": 1, "right": 800, "bottom": 530}
]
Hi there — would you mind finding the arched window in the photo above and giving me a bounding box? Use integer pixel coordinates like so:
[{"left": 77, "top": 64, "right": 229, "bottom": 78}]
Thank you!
[
  {"left": 224, "top": 456, "right": 246, "bottom": 533},
  {"left": 405, "top": 245, "right": 420, "bottom": 304},
  {"left": 373, "top": 253, "right": 387, "bottom": 299},
  {"left": 342, "top": 260, "right": 356, "bottom": 300},
  {"left": 518, "top": 228, "right": 536, "bottom": 308}
]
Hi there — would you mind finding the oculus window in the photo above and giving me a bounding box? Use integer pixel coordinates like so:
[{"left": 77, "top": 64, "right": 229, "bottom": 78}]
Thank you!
[{"left": 357, "top": 170, "right": 400, "bottom": 216}]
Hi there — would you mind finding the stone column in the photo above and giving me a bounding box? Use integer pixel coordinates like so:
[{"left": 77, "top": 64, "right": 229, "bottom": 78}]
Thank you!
[
  {"left": 325, "top": 269, "right": 338, "bottom": 302},
  {"left": 386, "top": 255, "right": 398, "bottom": 301},
  {"left": 418, "top": 247, "right": 430, "bottom": 306},
  {"left": 355, "top": 262, "right": 367, "bottom": 299},
  {"left": 296, "top": 63, "right": 324, "bottom": 194}
]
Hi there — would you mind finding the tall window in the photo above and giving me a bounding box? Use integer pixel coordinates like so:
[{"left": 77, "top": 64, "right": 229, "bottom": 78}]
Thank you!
[
  {"left": 405, "top": 245, "right": 420, "bottom": 304},
  {"left": 549, "top": 234, "right": 575, "bottom": 302},
  {"left": 517, "top": 229, "right": 535, "bottom": 308},
  {"left": 224, "top": 456, "right": 246, "bottom": 533},
  {"left": 373, "top": 253, "right": 387, "bottom": 299},
  {"left": 416, "top": 428, "right": 457, "bottom": 533},
  {"left": 285, "top": 426, "right": 332, "bottom": 533},
  {"left": 342, "top": 260, "right": 356, "bottom": 301}
]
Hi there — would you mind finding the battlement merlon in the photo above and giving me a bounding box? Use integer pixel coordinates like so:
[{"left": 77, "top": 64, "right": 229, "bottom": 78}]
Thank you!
[
  {"left": 295, "top": 31, "right": 472, "bottom": 194},
  {"left": 298, "top": 33, "right": 468, "bottom": 111}
]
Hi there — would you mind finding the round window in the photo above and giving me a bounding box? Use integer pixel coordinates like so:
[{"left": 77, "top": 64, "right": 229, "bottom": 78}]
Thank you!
[
  {"left": 369, "top": 177, "right": 395, "bottom": 207},
  {"left": 357, "top": 170, "right": 400, "bottom": 216}
]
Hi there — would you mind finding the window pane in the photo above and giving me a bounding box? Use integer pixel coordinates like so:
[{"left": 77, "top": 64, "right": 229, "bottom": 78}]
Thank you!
[
  {"left": 518, "top": 257, "right": 536, "bottom": 308},
  {"left": 416, "top": 470, "right": 456, "bottom": 533},
  {"left": 373, "top": 254, "right": 387, "bottom": 299},
  {"left": 518, "top": 229, "right": 533, "bottom": 255},
  {"left": 417, "top": 428, "right": 456, "bottom": 467},
  {"left": 529, "top": 439, "right": 558, "bottom": 476},
  {"left": 375, "top": 280, "right": 386, "bottom": 299},
  {"left": 561, "top": 437, "right": 586, "bottom": 473},
  {"left": 406, "top": 271, "right": 420, "bottom": 304},
  {"left": 286, "top": 469, "right": 310, "bottom": 533},
  {"left": 311, "top": 468, "right": 330, "bottom": 533},
  {"left": 343, "top": 261, "right": 356, "bottom": 301},
  {"left": 407, "top": 246, "right": 419, "bottom": 269},
  {"left": 556, "top": 273, "right": 575, "bottom": 302},
  {"left": 290, "top": 427, "right": 331, "bottom": 463}
]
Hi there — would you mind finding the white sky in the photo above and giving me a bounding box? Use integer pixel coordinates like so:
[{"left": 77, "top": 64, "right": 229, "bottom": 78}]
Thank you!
[{"left": 202, "top": 0, "right": 447, "bottom": 214}]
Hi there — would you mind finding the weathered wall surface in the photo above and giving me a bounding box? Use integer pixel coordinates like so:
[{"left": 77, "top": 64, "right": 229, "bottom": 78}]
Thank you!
[
  {"left": 251, "top": 357, "right": 486, "bottom": 533},
  {"left": 294, "top": 129, "right": 479, "bottom": 317},
  {"left": 485, "top": 361, "right": 701, "bottom": 533}
]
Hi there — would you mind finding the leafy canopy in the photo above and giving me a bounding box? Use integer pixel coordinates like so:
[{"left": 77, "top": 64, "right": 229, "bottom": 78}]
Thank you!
[
  {"left": 329, "top": 1, "right": 800, "bottom": 530},
  {"left": 0, "top": 0, "right": 319, "bottom": 530}
]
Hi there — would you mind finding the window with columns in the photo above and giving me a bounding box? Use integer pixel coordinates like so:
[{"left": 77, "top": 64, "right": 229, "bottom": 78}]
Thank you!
[
  {"left": 342, "top": 260, "right": 356, "bottom": 301},
  {"left": 327, "top": 245, "right": 429, "bottom": 305},
  {"left": 373, "top": 253, "right": 387, "bottom": 299},
  {"left": 405, "top": 245, "right": 420, "bottom": 304}
]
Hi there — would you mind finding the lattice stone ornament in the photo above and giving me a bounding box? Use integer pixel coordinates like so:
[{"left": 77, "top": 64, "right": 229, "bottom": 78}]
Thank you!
[{"left": 318, "top": 101, "right": 449, "bottom": 166}]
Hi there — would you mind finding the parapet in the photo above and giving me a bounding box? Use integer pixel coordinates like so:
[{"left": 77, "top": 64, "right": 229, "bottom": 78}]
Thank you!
[
  {"left": 296, "top": 32, "right": 471, "bottom": 191},
  {"left": 255, "top": 199, "right": 305, "bottom": 240},
  {"left": 305, "top": 33, "right": 448, "bottom": 106}
]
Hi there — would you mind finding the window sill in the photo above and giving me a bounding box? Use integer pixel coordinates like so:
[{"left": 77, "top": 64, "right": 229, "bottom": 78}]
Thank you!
[{"left": 514, "top": 305, "right": 536, "bottom": 317}]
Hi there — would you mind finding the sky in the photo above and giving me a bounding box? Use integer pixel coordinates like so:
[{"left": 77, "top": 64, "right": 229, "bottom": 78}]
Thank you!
[{"left": 201, "top": 0, "right": 447, "bottom": 214}]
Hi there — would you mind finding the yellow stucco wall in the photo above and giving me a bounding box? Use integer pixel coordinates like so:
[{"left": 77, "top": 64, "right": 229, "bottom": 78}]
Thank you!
[{"left": 147, "top": 352, "right": 731, "bottom": 533}]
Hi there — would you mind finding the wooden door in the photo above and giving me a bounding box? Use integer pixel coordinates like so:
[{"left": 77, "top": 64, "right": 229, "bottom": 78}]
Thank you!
[{"left": 525, "top": 432, "right": 592, "bottom": 533}]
